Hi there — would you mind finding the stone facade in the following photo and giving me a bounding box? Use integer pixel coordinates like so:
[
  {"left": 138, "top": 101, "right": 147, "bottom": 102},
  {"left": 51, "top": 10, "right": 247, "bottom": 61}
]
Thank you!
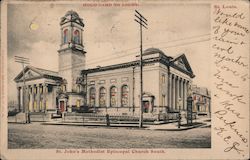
[{"left": 82, "top": 48, "right": 195, "bottom": 116}]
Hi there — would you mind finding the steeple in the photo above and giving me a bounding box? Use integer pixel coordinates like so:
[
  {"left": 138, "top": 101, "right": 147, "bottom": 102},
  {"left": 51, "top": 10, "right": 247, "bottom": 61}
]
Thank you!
[
  {"left": 58, "top": 10, "right": 86, "bottom": 93},
  {"left": 59, "top": 10, "right": 85, "bottom": 54}
]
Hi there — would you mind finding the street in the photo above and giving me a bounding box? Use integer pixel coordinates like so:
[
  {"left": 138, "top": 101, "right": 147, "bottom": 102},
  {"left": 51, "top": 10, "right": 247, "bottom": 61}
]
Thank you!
[{"left": 8, "top": 123, "right": 211, "bottom": 149}]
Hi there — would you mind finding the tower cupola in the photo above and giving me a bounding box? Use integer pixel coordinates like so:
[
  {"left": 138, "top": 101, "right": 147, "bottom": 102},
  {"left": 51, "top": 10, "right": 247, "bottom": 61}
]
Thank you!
[{"left": 59, "top": 10, "right": 85, "bottom": 53}]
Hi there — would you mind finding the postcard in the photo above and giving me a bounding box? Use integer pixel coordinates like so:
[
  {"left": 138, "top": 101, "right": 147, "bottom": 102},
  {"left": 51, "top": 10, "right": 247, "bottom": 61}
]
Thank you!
[{"left": 0, "top": 0, "right": 249, "bottom": 159}]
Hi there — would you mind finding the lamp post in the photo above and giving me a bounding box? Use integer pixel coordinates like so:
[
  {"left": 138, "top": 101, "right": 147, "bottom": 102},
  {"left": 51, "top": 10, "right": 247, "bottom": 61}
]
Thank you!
[
  {"left": 15, "top": 56, "right": 30, "bottom": 123},
  {"left": 134, "top": 10, "right": 148, "bottom": 128}
]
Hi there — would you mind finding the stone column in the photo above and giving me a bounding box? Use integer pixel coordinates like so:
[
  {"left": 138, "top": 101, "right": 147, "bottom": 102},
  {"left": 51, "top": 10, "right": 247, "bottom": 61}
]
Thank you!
[
  {"left": 17, "top": 87, "right": 21, "bottom": 112},
  {"left": 180, "top": 78, "right": 183, "bottom": 110},
  {"left": 28, "top": 86, "right": 32, "bottom": 112},
  {"left": 21, "top": 86, "right": 27, "bottom": 113},
  {"left": 33, "top": 85, "right": 35, "bottom": 112},
  {"left": 35, "top": 85, "right": 38, "bottom": 112},
  {"left": 183, "top": 80, "right": 187, "bottom": 110},
  {"left": 168, "top": 73, "right": 172, "bottom": 111},
  {"left": 30, "top": 85, "right": 34, "bottom": 112},
  {"left": 37, "top": 85, "right": 41, "bottom": 112},
  {"left": 43, "top": 84, "right": 48, "bottom": 112},
  {"left": 172, "top": 75, "right": 175, "bottom": 111},
  {"left": 175, "top": 77, "right": 179, "bottom": 110}
]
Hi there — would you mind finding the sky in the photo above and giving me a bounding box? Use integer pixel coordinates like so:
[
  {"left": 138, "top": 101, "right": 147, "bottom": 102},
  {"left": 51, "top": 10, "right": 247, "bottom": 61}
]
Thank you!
[{"left": 7, "top": 3, "right": 210, "bottom": 102}]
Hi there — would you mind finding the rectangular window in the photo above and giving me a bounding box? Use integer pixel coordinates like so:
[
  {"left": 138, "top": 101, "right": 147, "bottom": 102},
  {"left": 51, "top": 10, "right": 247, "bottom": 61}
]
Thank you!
[
  {"left": 110, "top": 79, "right": 117, "bottom": 83},
  {"left": 90, "top": 81, "right": 95, "bottom": 85},
  {"left": 99, "top": 80, "right": 105, "bottom": 84}
]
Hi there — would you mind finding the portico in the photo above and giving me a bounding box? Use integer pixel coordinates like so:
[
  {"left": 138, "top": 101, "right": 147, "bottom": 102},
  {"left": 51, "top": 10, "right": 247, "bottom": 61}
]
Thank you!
[{"left": 14, "top": 66, "right": 62, "bottom": 112}]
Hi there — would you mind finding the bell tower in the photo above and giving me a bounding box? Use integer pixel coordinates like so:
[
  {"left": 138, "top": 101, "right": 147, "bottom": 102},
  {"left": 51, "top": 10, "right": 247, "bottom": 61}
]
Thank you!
[{"left": 58, "top": 10, "right": 86, "bottom": 92}]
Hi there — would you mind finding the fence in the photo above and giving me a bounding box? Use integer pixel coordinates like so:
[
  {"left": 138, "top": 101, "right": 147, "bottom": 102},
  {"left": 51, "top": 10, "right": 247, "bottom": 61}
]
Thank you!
[{"left": 62, "top": 111, "right": 181, "bottom": 126}]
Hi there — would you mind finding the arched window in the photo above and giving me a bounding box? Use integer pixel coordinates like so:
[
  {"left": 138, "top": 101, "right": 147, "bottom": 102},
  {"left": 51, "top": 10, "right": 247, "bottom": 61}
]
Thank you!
[
  {"left": 110, "top": 86, "right": 117, "bottom": 107},
  {"left": 89, "top": 87, "right": 95, "bottom": 107},
  {"left": 63, "top": 29, "right": 68, "bottom": 44},
  {"left": 99, "top": 87, "right": 106, "bottom": 107},
  {"left": 74, "top": 30, "right": 80, "bottom": 44},
  {"left": 121, "top": 85, "right": 129, "bottom": 107}
]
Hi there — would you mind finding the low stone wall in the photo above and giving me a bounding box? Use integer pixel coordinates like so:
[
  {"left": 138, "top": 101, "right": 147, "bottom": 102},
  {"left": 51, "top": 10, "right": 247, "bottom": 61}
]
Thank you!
[
  {"left": 89, "top": 106, "right": 167, "bottom": 116},
  {"left": 63, "top": 113, "right": 107, "bottom": 124},
  {"left": 29, "top": 113, "right": 51, "bottom": 122},
  {"left": 8, "top": 112, "right": 51, "bottom": 123}
]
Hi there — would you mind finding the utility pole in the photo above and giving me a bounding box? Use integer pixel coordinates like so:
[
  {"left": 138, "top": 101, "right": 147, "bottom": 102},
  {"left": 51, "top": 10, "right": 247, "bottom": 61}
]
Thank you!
[
  {"left": 134, "top": 10, "right": 148, "bottom": 128},
  {"left": 15, "top": 56, "right": 30, "bottom": 123}
]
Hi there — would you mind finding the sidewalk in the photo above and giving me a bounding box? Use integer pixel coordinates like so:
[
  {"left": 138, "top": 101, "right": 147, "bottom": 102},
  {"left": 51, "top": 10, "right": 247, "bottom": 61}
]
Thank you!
[{"left": 41, "top": 116, "right": 211, "bottom": 131}]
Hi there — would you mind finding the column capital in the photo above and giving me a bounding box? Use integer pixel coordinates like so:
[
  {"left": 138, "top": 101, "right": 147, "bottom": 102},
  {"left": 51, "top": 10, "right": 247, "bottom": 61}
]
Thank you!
[
  {"left": 174, "top": 75, "right": 178, "bottom": 79},
  {"left": 43, "top": 83, "right": 48, "bottom": 87}
]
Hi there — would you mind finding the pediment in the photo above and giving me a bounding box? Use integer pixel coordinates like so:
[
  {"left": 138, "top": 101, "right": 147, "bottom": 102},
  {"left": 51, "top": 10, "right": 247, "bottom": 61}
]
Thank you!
[
  {"left": 174, "top": 58, "right": 187, "bottom": 71},
  {"left": 24, "top": 70, "right": 40, "bottom": 79},
  {"left": 14, "top": 66, "right": 43, "bottom": 82},
  {"left": 171, "top": 54, "right": 194, "bottom": 75}
]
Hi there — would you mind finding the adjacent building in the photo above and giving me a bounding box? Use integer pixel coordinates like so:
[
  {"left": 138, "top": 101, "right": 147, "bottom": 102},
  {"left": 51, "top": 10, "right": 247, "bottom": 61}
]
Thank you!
[{"left": 192, "top": 85, "right": 211, "bottom": 116}]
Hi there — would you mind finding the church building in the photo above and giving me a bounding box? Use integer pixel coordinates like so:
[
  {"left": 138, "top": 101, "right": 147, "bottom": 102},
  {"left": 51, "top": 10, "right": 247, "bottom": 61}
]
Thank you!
[{"left": 14, "top": 11, "right": 195, "bottom": 117}]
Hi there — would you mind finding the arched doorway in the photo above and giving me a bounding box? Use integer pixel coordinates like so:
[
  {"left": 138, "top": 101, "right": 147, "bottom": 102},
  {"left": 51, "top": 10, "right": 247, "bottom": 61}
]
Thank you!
[
  {"left": 142, "top": 92, "right": 155, "bottom": 113},
  {"left": 57, "top": 93, "right": 68, "bottom": 113}
]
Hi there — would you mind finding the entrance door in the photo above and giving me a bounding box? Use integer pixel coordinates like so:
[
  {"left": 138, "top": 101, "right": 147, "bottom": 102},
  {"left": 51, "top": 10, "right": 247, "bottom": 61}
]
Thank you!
[
  {"left": 59, "top": 101, "right": 64, "bottom": 112},
  {"left": 143, "top": 101, "right": 149, "bottom": 113}
]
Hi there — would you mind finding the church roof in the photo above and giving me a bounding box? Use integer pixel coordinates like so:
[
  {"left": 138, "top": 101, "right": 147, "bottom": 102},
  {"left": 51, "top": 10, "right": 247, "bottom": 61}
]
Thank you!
[
  {"left": 34, "top": 67, "right": 59, "bottom": 77},
  {"left": 142, "top": 47, "right": 172, "bottom": 59},
  {"left": 144, "top": 48, "right": 164, "bottom": 55},
  {"left": 82, "top": 48, "right": 195, "bottom": 78},
  {"left": 14, "top": 65, "right": 62, "bottom": 82}
]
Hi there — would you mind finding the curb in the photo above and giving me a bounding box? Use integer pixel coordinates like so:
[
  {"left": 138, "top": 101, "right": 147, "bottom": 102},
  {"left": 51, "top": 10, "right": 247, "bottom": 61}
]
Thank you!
[
  {"left": 147, "top": 123, "right": 206, "bottom": 131},
  {"left": 40, "top": 121, "right": 208, "bottom": 131},
  {"left": 41, "top": 122, "right": 145, "bottom": 129}
]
